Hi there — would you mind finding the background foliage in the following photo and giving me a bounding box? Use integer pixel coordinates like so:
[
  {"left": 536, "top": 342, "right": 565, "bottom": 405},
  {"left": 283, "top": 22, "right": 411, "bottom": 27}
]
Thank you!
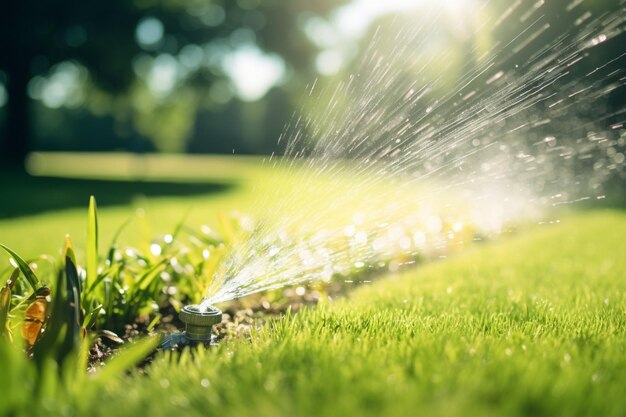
[{"left": 1, "top": 0, "right": 623, "bottom": 162}]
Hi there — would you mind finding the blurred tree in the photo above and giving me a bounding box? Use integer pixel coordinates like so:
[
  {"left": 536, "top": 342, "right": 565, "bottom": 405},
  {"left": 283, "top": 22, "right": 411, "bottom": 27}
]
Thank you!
[{"left": 0, "top": 0, "right": 346, "bottom": 166}]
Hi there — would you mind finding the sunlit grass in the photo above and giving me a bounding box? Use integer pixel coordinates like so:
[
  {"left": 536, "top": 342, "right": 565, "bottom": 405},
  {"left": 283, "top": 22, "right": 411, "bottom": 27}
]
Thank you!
[
  {"left": 1, "top": 154, "right": 481, "bottom": 351},
  {"left": 3, "top": 154, "right": 483, "bottom": 304},
  {"left": 0, "top": 154, "right": 624, "bottom": 416},
  {"left": 0, "top": 154, "right": 271, "bottom": 257},
  {"left": 95, "top": 210, "right": 626, "bottom": 417}
]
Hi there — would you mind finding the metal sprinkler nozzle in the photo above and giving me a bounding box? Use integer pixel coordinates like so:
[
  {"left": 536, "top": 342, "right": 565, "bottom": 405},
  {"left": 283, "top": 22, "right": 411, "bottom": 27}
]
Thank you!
[
  {"left": 179, "top": 304, "right": 222, "bottom": 341},
  {"left": 160, "top": 303, "right": 222, "bottom": 349}
]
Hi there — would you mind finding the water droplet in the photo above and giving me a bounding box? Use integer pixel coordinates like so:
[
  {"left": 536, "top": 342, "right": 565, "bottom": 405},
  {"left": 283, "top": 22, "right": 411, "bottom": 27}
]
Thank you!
[
  {"left": 427, "top": 216, "right": 442, "bottom": 233},
  {"left": 355, "top": 231, "right": 368, "bottom": 244},
  {"left": 343, "top": 225, "right": 356, "bottom": 237},
  {"left": 413, "top": 231, "right": 426, "bottom": 246},
  {"left": 399, "top": 237, "right": 412, "bottom": 249},
  {"left": 268, "top": 247, "right": 280, "bottom": 257},
  {"left": 150, "top": 243, "right": 162, "bottom": 256}
]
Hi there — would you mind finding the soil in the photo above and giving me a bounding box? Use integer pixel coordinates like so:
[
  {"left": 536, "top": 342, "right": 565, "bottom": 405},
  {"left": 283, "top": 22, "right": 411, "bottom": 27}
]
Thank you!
[{"left": 86, "top": 278, "right": 375, "bottom": 369}]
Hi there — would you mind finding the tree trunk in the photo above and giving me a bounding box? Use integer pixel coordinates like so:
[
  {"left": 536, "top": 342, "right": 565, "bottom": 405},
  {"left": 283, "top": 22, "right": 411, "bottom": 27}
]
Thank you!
[{"left": 1, "top": 59, "right": 31, "bottom": 168}]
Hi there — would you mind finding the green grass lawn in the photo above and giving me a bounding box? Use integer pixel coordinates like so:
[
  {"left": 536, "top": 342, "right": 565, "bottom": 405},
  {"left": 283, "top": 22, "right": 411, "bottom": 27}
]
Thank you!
[
  {"left": 0, "top": 154, "right": 273, "bottom": 256},
  {"left": 1, "top": 154, "right": 624, "bottom": 416},
  {"left": 80, "top": 209, "right": 624, "bottom": 417}
]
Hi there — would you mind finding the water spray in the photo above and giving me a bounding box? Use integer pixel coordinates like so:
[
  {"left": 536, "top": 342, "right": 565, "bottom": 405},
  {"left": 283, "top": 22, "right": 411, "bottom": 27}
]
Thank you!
[
  {"left": 161, "top": 304, "right": 222, "bottom": 349},
  {"left": 201, "top": 3, "right": 626, "bottom": 304}
]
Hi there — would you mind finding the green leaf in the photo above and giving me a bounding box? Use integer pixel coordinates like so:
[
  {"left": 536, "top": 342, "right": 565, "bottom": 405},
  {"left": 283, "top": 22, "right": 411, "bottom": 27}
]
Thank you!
[
  {"left": 65, "top": 255, "right": 82, "bottom": 339},
  {"left": 127, "top": 258, "right": 168, "bottom": 309},
  {"left": 86, "top": 196, "right": 98, "bottom": 288},
  {"left": 146, "top": 313, "right": 162, "bottom": 332},
  {"left": 85, "top": 263, "right": 120, "bottom": 295},
  {"left": 33, "top": 269, "right": 65, "bottom": 366},
  {"left": 34, "top": 254, "right": 83, "bottom": 368},
  {"left": 83, "top": 304, "right": 103, "bottom": 330},
  {"left": 135, "top": 258, "right": 169, "bottom": 291},
  {"left": 107, "top": 217, "right": 132, "bottom": 265},
  {"left": 64, "top": 235, "right": 77, "bottom": 267},
  {"left": 37, "top": 253, "right": 83, "bottom": 366},
  {"left": 170, "top": 207, "right": 192, "bottom": 242},
  {"left": 0, "top": 287, "right": 11, "bottom": 338},
  {"left": 0, "top": 269, "right": 19, "bottom": 338},
  {"left": 0, "top": 243, "right": 39, "bottom": 292},
  {"left": 103, "top": 279, "right": 112, "bottom": 325},
  {"left": 4, "top": 267, "right": 19, "bottom": 289}
]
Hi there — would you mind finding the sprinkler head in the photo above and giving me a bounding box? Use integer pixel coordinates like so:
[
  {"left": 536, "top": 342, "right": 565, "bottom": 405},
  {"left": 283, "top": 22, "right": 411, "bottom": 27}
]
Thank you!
[{"left": 179, "top": 304, "right": 223, "bottom": 342}]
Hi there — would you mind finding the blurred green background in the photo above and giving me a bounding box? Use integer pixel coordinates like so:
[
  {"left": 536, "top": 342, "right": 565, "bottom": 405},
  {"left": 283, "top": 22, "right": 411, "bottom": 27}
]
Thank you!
[{"left": 1, "top": 0, "right": 624, "bottom": 164}]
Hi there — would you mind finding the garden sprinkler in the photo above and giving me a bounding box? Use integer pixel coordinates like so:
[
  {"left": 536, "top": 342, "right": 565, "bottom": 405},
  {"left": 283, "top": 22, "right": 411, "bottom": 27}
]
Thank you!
[{"left": 160, "top": 303, "right": 222, "bottom": 349}]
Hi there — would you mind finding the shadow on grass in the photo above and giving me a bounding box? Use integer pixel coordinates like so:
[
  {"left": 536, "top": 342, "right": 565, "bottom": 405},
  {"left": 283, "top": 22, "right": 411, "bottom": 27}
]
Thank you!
[{"left": 0, "top": 169, "right": 236, "bottom": 218}]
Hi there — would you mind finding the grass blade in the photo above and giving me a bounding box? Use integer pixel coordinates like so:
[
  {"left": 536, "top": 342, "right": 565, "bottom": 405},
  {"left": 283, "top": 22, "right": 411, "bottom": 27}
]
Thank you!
[
  {"left": 107, "top": 217, "right": 132, "bottom": 265},
  {"left": 0, "top": 243, "right": 39, "bottom": 292},
  {"left": 83, "top": 304, "right": 103, "bottom": 330},
  {"left": 170, "top": 207, "right": 192, "bottom": 242},
  {"left": 86, "top": 196, "right": 98, "bottom": 289},
  {"left": 126, "top": 259, "right": 169, "bottom": 311},
  {"left": 86, "top": 263, "right": 120, "bottom": 295},
  {"left": 135, "top": 258, "right": 169, "bottom": 291}
]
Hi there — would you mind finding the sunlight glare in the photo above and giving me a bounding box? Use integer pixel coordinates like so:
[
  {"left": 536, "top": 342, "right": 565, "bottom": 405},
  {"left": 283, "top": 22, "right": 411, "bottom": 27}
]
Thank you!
[{"left": 333, "top": 0, "right": 475, "bottom": 39}]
